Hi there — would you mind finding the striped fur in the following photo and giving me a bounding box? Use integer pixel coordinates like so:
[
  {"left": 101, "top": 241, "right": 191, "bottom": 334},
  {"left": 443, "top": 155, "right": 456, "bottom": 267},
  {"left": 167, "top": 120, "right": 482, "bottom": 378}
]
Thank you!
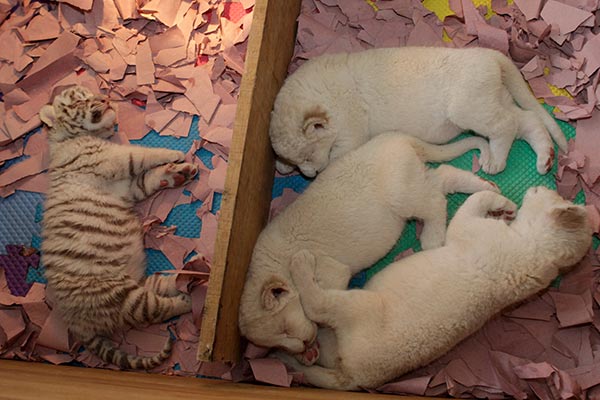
[{"left": 40, "top": 86, "right": 197, "bottom": 369}]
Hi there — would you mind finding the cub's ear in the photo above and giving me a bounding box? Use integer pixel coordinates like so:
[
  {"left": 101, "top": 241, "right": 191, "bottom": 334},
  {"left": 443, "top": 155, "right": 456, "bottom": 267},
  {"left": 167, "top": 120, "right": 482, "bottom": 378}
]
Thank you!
[
  {"left": 302, "top": 111, "right": 328, "bottom": 138},
  {"left": 551, "top": 205, "right": 587, "bottom": 230},
  {"left": 261, "top": 278, "right": 290, "bottom": 311},
  {"left": 39, "top": 105, "right": 56, "bottom": 127}
]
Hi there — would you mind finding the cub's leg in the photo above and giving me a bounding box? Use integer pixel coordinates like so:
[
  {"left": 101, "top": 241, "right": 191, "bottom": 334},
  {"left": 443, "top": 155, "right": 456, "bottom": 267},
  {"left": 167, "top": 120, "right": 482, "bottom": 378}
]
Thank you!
[
  {"left": 128, "top": 162, "right": 198, "bottom": 201},
  {"left": 290, "top": 250, "right": 382, "bottom": 328},
  {"left": 103, "top": 145, "right": 186, "bottom": 180},
  {"left": 451, "top": 190, "right": 517, "bottom": 221},
  {"left": 413, "top": 191, "right": 448, "bottom": 250},
  {"left": 314, "top": 255, "right": 353, "bottom": 290},
  {"left": 446, "top": 191, "right": 516, "bottom": 242},
  {"left": 449, "top": 88, "right": 518, "bottom": 174},
  {"left": 417, "top": 165, "right": 500, "bottom": 249},
  {"left": 515, "top": 108, "right": 555, "bottom": 174},
  {"left": 123, "top": 285, "right": 192, "bottom": 326},
  {"left": 431, "top": 165, "right": 499, "bottom": 194},
  {"left": 288, "top": 251, "right": 386, "bottom": 390},
  {"left": 144, "top": 273, "right": 184, "bottom": 297}
]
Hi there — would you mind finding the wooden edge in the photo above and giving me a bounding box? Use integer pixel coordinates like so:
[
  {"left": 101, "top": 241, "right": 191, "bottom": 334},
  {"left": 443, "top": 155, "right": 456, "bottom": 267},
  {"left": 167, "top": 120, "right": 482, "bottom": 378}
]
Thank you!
[
  {"left": 0, "top": 360, "right": 437, "bottom": 400},
  {"left": 198, "top": 0, "right": 302, "bottom": 362}
]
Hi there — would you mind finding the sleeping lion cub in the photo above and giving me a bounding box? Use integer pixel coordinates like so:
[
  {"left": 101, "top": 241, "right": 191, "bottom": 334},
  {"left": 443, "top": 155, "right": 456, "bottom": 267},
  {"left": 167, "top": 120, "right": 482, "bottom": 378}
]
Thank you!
[
  {"left": 270, "top": 47, "right": 566, "bottom": 177},
  {"left": 239, "top": 133, "right": 498, "bottom": 358},
  {"left": 274, "top": 187, "right": 591, "bottom": 390}
]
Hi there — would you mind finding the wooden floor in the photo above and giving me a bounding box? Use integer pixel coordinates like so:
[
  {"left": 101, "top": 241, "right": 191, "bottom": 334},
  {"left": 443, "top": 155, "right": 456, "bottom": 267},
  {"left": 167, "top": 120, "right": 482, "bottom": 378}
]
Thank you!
[{"left": 0, "top": 360, "right": 431, "bottom": 400}]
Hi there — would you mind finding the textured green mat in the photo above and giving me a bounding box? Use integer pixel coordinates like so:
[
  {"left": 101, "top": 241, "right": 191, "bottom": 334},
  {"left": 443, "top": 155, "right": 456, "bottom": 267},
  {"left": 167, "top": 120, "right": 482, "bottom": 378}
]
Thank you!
[{"left": 363, "top": 105, "right": 580, "bottom": 282}]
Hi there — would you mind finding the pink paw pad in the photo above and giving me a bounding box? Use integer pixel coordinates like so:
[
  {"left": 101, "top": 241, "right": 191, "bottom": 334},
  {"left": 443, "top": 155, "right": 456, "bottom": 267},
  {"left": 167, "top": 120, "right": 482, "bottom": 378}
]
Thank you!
[
  {"left": 487, "top": 208, "right": 515, "bottom": 221},
  {"left": 299, "top": 340, "right": 320, "bottom": 366},
  {"left": 163, "top": 163, "right": 198, "bottom": 187},
  {"left": 545, "top": 148, "right": 555, "bottom": 172}
]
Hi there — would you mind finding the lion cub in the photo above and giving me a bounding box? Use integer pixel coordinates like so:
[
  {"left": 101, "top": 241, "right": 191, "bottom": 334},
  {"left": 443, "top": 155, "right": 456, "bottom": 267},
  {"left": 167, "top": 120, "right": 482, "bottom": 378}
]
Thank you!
[
  {"left": 270, "top": 47, "right": 566, "bottom": 177},
  {"left": 275, "top": 188, "right": 591, "bottom": 390},
  {"left": 239, "top": 133, "right": 498, "bottom": 357}
]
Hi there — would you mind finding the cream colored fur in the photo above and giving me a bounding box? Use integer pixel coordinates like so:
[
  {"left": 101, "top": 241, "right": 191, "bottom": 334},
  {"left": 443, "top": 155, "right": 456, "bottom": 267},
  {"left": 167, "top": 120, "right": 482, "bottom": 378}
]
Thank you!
[
  {"left": 238, "top": 133, "right": 498, "bottom": 355},
  {"left": 273, "top": 187, "right": 591, "bottom": 390},
  {"left": 270, "top": 47, "right": 567, "bottom": 177}
]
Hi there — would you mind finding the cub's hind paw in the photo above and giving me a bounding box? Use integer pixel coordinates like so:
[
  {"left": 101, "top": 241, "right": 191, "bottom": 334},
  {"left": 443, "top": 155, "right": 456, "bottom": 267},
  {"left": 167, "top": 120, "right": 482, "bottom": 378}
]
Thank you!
[
  {"left": 537, "top": 147, "right": 555, "bottom": 175},
  {"left": 486, "top": 200, "right": 517, "bottom": 222},
  {"left": 159, "top": 163, "right": 198, "bottom": 188}
]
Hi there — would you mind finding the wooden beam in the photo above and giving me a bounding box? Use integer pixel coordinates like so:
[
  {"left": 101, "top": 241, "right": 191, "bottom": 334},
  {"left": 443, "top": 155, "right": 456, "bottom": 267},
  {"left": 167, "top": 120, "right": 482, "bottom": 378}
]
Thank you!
[
  {"left": 197, "top": 0, "right": 302, "bottom": 362},
  {"left": 0, "top": 360, "right": 432, "bottom": 400}
]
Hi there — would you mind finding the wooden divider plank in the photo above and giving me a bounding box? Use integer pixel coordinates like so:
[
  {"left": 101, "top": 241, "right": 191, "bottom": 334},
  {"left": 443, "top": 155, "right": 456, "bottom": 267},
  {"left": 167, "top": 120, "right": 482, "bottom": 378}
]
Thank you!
[{"left": 197, "top": 0, "right": 302, "bottom": 362}]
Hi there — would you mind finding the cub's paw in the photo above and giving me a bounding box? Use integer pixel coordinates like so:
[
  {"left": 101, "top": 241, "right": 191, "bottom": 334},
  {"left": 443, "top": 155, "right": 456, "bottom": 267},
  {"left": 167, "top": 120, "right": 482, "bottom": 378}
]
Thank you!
[
  {"left": 479, "top": 156, "right": 506, "bottom": 175},
  {"left": 290, "top": 250, "right": 317, "bottom": 284},
  {"left": 166, "top": 150, "right": 186, "bottom": 163},
  {"left": 159, "top": 163, "right": 198, "bottom": 188},
  {"left": 479, "top": 178, "right": 500, "bottom": 193},
  {"left": 291, "top": 250, "right": 317, "bottom": 271},
  {"left": 536, "top": 147, "right": 555, "bottom": 175},
  {"left": 174, "top": 293, "right": 193, "bottom": 314},
  {"left": 294, "top": 340, "right": 320, "bottom": 366},
  {"left": 485, "top": 199, "right": 517, "bottom": 222}
]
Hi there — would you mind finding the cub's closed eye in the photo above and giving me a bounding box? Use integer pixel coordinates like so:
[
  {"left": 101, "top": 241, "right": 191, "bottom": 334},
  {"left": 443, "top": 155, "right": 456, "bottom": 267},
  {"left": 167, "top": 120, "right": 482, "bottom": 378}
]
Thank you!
[
  {"left": 91, "top": 110, "right": 102, "bottom": 122},
  {"left": 314, "top": 123, "right": 324, "bottom": 130}
]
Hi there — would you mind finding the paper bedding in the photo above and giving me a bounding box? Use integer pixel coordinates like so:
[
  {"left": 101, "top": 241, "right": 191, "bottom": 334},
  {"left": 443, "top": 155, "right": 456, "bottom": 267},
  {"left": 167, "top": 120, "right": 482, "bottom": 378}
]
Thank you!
[
  {"left": 259, "top": 0, "right": 600, "bottom": 397},
  {"left": 0, "top": 0, "right": 250, "bottom": 375},
  {"left": 2, "top": 0, "right": 600, "bottom": 398}
]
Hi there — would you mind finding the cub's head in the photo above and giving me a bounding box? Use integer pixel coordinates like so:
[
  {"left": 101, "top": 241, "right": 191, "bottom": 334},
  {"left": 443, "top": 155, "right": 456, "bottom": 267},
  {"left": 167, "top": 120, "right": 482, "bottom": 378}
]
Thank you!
[
  {"left": 519, "top": 186, "right": 591, "bottom": 266},
  {"left": 40, "top": 85, "right": 116, "bottom": 142},
  {"left": 269, "top": 81, "right": 337, "bottom": 178},
  {"left": 239, "top": 268, "right": 317, "bottom": 354}
]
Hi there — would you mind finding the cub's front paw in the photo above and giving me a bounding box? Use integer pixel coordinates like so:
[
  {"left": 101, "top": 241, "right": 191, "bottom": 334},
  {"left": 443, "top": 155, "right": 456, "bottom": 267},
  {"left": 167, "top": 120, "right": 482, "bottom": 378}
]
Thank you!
[
  {"left": 159, "top": 163, "right": 198, "bottom": 188},
  {"left": 290, "top": 250, "right": 317, "bottom": 283},
  {"left": 165, "top": 150, "right": 186, "bottom": 164},
  {"left": 294, "top": 340, "right": 320, "bottom": 366}
]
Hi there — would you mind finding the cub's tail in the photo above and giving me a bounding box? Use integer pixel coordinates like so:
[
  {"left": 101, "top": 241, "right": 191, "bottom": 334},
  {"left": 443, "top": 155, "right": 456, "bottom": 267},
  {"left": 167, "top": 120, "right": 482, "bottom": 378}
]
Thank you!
[
  {"left": 408, "top": 136, "right": 490, "bottom": 164},
  {"left": 84, "top": 334, "right": 173, "bottom": 370},
  {"left": 496, "top": 52, "right": 568, "bottom": 152}
]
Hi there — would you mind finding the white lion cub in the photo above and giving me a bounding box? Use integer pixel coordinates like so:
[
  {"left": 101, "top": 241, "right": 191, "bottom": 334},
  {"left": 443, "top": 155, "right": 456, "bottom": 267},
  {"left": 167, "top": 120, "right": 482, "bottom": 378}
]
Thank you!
[
  {"left": 275, "top": 187, "right": 591, "bottom": 391},
  {"left": 239, "top": 133, "right": 498, "bottom": 358},
  {"left": 270, "top": 47, "right": 566, "bottom": 177}
]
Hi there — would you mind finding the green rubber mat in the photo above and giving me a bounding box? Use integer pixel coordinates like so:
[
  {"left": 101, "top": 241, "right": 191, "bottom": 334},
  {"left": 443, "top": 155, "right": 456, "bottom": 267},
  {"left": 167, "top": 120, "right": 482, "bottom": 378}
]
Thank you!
[{"left": 363, "top": 105, "right": 580, "bottom": 282}]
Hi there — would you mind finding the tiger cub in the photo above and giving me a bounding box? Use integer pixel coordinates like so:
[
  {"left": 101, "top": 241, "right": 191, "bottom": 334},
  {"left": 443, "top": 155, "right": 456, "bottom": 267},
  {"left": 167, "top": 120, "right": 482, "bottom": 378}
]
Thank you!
[{"left": 39, "top": 85, "right": 197, "bottom": 369}]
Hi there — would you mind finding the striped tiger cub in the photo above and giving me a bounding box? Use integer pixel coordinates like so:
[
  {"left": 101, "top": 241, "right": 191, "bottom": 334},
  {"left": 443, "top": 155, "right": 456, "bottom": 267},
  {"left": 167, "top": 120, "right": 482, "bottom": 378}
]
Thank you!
[{"left": 39, "top": 85, "right": 197, "bottom": 369}]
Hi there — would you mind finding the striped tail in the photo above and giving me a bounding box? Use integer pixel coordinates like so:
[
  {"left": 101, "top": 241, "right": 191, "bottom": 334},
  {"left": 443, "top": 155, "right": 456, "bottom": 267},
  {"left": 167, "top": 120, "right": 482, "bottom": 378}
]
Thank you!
[{"left": 85, "top": 334, "right": 174, "bottom": 370}]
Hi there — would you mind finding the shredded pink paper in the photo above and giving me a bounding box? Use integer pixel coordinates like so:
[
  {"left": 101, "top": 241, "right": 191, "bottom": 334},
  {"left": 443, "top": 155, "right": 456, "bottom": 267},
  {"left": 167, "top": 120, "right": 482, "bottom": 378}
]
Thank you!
[
  {"left": 262, "top": 0, "right": 600, "bottom": 397},
  {"left": 0, "top": 0, "right": 254, "bottom": 376}
]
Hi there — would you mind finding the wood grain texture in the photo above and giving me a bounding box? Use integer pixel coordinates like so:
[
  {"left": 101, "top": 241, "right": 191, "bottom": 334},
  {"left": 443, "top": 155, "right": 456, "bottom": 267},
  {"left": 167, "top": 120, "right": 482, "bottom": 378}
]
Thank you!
[
  {"left": 0, "top": 360, "right": 432, "bottom": 400},
  {"left": 197, "top": 0, "right": 303, "bottom": 362}
]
